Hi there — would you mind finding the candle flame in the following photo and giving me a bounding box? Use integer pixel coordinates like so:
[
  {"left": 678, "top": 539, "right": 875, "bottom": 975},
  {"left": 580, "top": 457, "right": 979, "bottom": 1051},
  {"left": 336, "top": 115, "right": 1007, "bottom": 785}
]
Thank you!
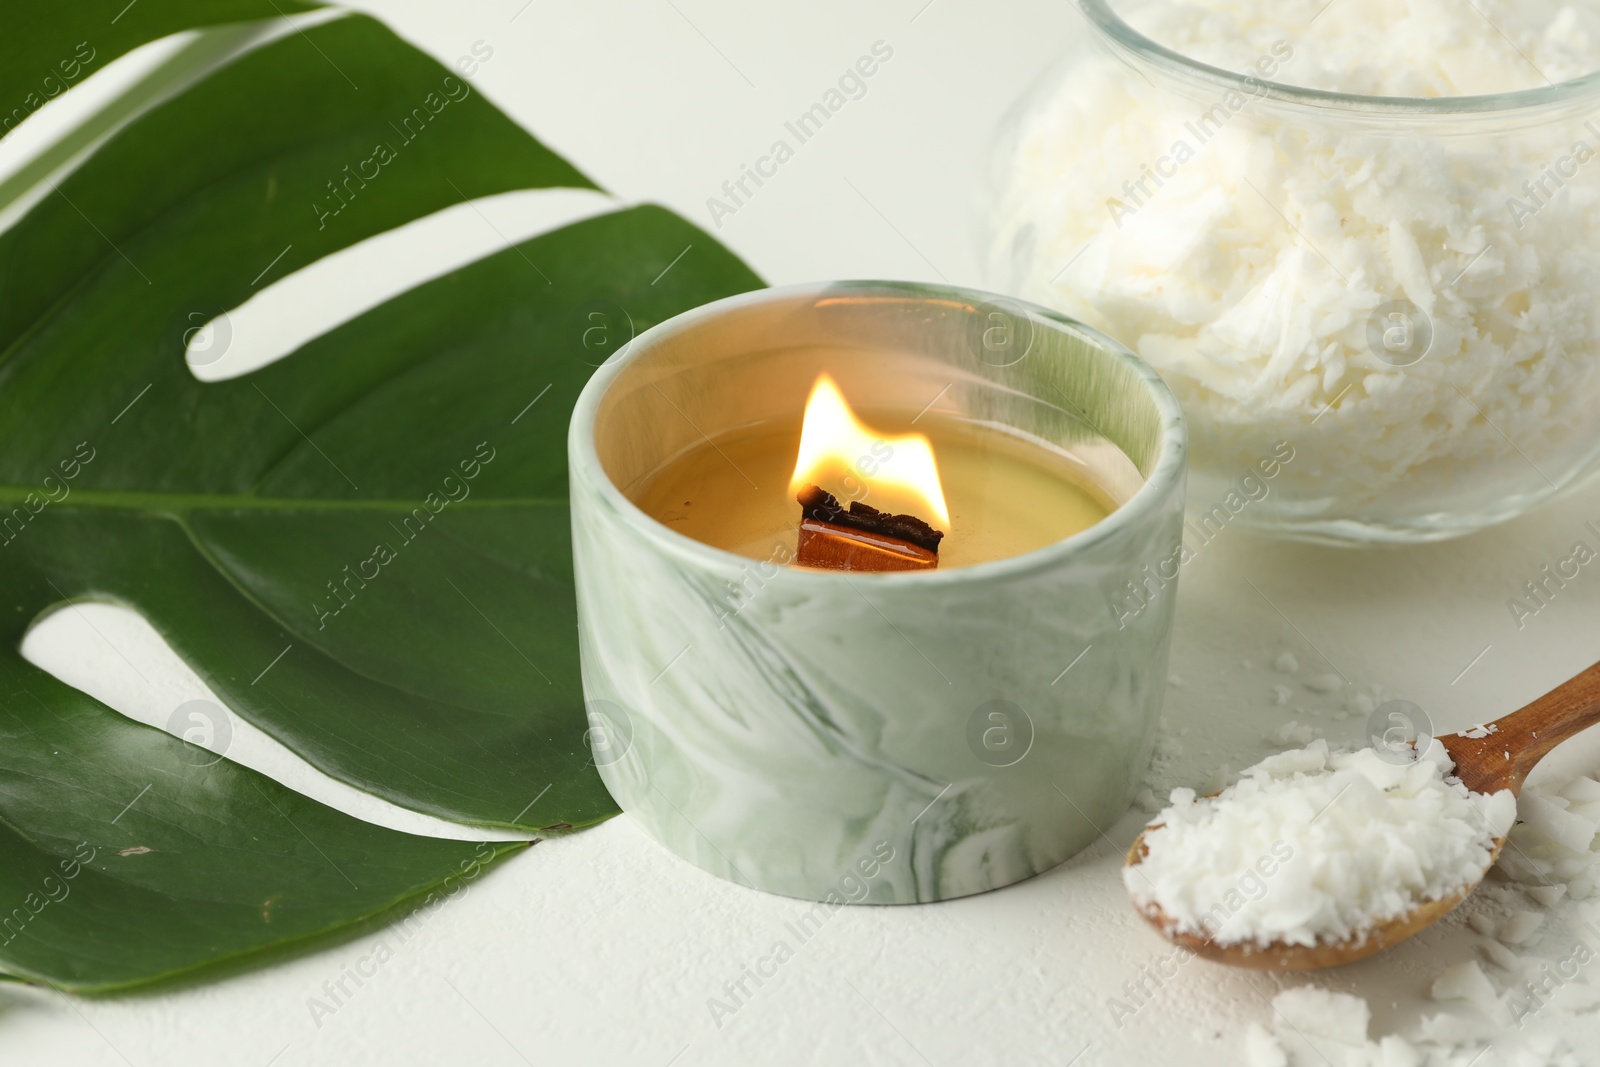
[{"left": 788, "top": 374, "right": 950, "bottom": 528}]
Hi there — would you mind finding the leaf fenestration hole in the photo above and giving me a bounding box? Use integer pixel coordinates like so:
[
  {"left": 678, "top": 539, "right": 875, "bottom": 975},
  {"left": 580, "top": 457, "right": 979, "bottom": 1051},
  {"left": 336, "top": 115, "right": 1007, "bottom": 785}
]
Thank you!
[
  {"left": 186, "top": 187, "right": 617, "bottom": 381},
  {"left": 21, "top": 600, "right": 518, "bottom": 843},
  {"left": 0, "top": 13, "right": 346, "bottom": 236}
]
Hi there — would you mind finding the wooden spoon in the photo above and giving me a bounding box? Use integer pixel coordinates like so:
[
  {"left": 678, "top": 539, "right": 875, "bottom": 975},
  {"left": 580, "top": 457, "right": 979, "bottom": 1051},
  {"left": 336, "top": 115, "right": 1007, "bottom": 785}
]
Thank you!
[{"left": 1125, "top": 659, "right": 1600, "bottom": 970}]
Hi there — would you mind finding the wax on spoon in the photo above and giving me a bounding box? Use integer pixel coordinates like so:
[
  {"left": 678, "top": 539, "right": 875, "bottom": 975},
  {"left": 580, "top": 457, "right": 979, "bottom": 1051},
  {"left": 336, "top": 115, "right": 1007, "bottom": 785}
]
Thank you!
[{"left": 1124, "top": 659, "right": 1600, "bottom": 970}]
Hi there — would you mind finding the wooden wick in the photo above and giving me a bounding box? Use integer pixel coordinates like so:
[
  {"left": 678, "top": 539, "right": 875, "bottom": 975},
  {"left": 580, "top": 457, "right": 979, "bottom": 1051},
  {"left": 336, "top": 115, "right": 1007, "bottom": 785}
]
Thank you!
[{"left": 794, "top": 485, "right": 944, "bottom": 572}]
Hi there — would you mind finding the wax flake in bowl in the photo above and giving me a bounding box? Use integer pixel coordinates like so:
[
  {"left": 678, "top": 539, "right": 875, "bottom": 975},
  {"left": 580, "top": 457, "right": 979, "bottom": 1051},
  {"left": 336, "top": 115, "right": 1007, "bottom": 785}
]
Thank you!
[
  {"left": 987, "top": 0, "right": 1600, "bottom": 541},
  {"left": 1119, "top": 0, "right": 1600, "bottom": 98},
  {"left": 1126, "top": 739, "right": 1516, "bottom": 947}
]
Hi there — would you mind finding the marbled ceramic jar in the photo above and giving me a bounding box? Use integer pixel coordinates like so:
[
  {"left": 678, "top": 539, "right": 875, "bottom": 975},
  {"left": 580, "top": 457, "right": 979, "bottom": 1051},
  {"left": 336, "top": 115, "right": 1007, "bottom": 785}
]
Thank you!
[{"left": 568, "top": 281, "right": 1186, "bottom": 904}]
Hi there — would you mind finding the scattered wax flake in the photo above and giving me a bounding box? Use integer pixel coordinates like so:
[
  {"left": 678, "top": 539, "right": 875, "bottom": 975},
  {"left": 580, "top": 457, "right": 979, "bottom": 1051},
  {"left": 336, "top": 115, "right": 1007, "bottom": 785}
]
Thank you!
[
  {"left": 1431, "top": 960, "right": 1500, "bottom": 1011},
  {"left": 1271, "top": 684, "right": 1293, "bottom": 706},
  {"left": 1271, "top": 987, "right": 1369, "bottom": 1045},
  {"left": 1478, "top": 938, "right": 1521, "bottom": 972},
  {"left": 1548, "top": 982, "right": 1600, "bottom": 1012},
  {"left": 1272, "top": 652, "right": 1299, "bottom": 674},
  {"left": 1304, "top": 672, "right": 1343, "bottom": 694},
  {"left": 1416, "top": 1011, "right": 1498, "bottom": 1045},
  {"left": 1560, "top": 776, "right": 1600, "bottom": 803},
  {"left": 1498, "top": 910, "right": 1545, "bottom": 944},
  {"left": 1519, "top": 792, "right": 1600, "bottom": 853},
  {"left": 1371, "top": 1035, "right": 1423, "bottom": 1067},
  {"left": 1527, "top": 884, "right": 1567, "bottom": 908},
  {"left": 1572, "top": 800, "right": 1600, "bottom": 827},
  {"left": 1243, "top": 1022, "right": 1287, "bottom": 1067},
  {"left": 1522, "top": 1038, "right": 1586, "bottom": 1067},
  {"left": 1498, "top": 848, "right": 1556, "bottom": 885},
  {"left": 1461, "top": 723, "right": 1498, "bottom": 739}
]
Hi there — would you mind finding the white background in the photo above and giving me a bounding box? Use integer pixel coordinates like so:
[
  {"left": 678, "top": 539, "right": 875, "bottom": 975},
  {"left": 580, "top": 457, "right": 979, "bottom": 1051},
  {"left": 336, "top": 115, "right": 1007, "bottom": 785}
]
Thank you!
[{"left": 6, "top": 1, "right": 1600, "bottom": 1064}]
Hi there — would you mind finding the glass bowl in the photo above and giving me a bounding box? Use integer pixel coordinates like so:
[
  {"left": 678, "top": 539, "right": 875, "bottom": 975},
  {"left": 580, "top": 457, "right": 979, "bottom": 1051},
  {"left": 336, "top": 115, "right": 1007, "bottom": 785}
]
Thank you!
[{"left": 986, "top": 0, "right": 1600, "bottom": 543}]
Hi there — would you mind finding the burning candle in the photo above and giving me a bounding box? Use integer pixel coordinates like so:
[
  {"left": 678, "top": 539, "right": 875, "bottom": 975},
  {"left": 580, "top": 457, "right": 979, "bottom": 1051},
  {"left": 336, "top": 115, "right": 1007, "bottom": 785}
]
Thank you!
[
  {"left": 634, "top": 372, "right": 1118, "bottom": 571},
  {"left": 569, "top": 282, "right": 1186, "bottom": 905}
]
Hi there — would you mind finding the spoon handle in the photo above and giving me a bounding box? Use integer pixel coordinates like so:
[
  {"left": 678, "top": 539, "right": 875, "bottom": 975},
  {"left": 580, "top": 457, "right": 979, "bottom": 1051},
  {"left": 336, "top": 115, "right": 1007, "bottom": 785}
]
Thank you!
[{"left": 1459, "top": 658, "right": 1600, "bottom": 793}]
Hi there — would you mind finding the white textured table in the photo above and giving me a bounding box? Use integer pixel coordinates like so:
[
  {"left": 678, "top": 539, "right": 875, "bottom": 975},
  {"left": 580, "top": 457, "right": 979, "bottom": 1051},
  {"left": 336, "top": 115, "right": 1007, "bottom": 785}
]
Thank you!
[{"left": 6, "top": 1, "right": 1600, "bottom": 1063}]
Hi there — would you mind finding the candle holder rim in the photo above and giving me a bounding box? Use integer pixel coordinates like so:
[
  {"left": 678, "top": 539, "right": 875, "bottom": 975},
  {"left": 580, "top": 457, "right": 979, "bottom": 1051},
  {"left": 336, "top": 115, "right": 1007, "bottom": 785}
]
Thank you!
[{"left": 568, "top": 279, "right": 1188, "bottom": 585}]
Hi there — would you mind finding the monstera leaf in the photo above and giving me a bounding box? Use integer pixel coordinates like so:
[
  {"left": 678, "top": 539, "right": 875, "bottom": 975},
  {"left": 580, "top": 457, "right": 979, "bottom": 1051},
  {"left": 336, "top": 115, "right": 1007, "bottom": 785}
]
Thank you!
[{"left": 0, "top": 3, "right": 761, "bottom": 991}]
